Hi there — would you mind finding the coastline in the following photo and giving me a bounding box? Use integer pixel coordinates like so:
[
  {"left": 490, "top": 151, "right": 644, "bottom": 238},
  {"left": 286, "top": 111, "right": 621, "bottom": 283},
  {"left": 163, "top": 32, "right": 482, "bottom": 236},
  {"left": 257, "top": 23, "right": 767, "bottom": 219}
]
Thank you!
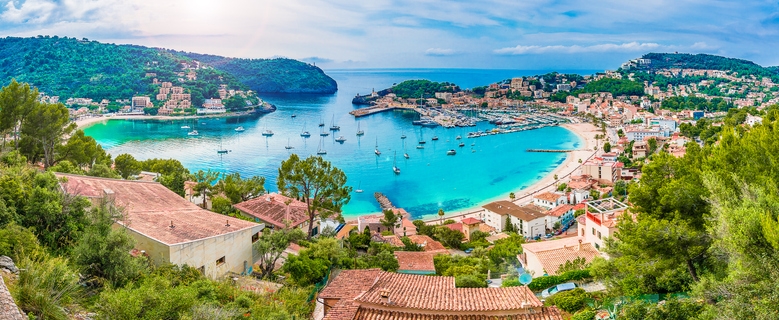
[
  {"left": 421, "top": 122, "right": 599, "bottom": 223},
  {"left": 74, "top": 111, "right": 260, "bottom": 130}
]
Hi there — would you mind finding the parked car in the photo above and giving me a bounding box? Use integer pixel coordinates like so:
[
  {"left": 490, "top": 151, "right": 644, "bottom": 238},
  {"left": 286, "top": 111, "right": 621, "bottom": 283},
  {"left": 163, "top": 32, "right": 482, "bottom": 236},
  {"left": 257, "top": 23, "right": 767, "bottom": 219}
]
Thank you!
[
  {"left": 540, "top": 282, "right": 577, "bottom": 298},
  {"left": 464, "top": 248, "right": 474, "bottom": 254}
]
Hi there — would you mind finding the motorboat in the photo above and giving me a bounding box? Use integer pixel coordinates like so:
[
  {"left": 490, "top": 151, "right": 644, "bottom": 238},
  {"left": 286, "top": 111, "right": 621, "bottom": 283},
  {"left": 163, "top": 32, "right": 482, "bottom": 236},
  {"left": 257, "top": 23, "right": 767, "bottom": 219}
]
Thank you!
[
  {"left": 234, "top": 126, "right": 245, "bottom": 132},
  {"left": 187, "top": 130, "right": 199, "bottom": 136},
  {"left": 447, "top": 149, "right": 457, "bottom": 155}
]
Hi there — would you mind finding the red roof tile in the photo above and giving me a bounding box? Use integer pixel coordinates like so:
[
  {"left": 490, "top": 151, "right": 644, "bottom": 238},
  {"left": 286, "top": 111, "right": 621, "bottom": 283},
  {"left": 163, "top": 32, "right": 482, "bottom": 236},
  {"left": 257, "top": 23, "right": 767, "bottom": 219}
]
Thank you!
[
  {"left": 461, "top": 217, "right": 482, "bottom": 225},
  {"left": 534, "top": 192, "right": 561, "bottom": 203},
  {"left": 445, "top": 222, "right": 464, "bottom": 233},
  {"left": 351, "top": 306, "right": 563, "bottom": 319},
  {"left": 322, "top": 300, "right": 360, "bottom": 320},
  {"left": 57, "top": 173, "right": 258, "bottom": 245},
  {"left": 545, "top": 205, "right": 574, "bottom": 218},
  {"left": 319, "top": 269, "right": 383, "bottom": 300},
  {"left": 233, "top": 193, "right": 313, "bottom": 229},
  {"left": 394, "top": 251, "right": 437, "bottom": 273}
]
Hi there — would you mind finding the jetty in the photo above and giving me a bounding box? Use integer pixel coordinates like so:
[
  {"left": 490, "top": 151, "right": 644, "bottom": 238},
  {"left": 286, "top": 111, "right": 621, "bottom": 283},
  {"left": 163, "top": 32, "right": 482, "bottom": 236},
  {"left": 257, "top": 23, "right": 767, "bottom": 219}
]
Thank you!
[
  {"left": 526, "top": 149, "right": 578, "bottom": 153},
  {"left": 349, "top": 105, "right": 397, "bottom": 117},
  {"left": 374, "top": 192, "right": 395, "bottom": 211}
]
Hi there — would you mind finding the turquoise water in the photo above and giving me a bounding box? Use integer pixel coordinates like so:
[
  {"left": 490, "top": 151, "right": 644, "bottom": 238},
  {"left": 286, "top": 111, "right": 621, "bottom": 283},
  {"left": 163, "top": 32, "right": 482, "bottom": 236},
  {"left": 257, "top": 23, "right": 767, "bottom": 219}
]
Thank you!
[{"left": 83, "top": 69, "right": 589, "bottom": 219}]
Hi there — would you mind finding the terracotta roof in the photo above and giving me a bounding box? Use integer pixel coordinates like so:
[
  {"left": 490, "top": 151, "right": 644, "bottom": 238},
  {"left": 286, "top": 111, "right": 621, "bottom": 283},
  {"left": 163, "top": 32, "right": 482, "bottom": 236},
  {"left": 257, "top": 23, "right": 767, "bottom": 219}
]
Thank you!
[
  {"left": 350, "top": 306, "right": 563, "bottom": 319},
  {"left": 356, "top": 272, "right": 542, "bottom": 312},
  {"left": 381, "top": 235, "right": 447, "bottom": 253},
  {"left": 319, "top": 269, "right": 383, "bottom": 300},
  {"left": 445, "top": 222, "right": 464, "bottom": 233},
  {"left": 322, "top": 300, "right": 360, "bottom": 320},
  {"left": 522, "top": 237, "right": 600, "bottom": 276},
  {"left": 534, "top": 192, "right": 561, "bottom": 203},
  {"left": 57, "top": 174, "right": 258, "bottom": 245},
  {"left": 394, "top": 251, "right": 437, "bottom": 273},
  {"left": 573, "top": 203, "right": 586, "bottom": 211},
  {"left": 483, "top": 201, "right": 548, "bottom": 222},
  {"left": 479, "top": 223, "right": 496, "bottom": 233},
  {"left": 486, "top": 233, "right": 510, "bottom": 243},
  {"left": 461, "top": 217, "right": 482, "bottom": 225},
  {"left": 233, "top": 193, "right": 314, "bottom": 229},
  {"left": 545, "top": 205, "right": 574, "bottom": 218}
]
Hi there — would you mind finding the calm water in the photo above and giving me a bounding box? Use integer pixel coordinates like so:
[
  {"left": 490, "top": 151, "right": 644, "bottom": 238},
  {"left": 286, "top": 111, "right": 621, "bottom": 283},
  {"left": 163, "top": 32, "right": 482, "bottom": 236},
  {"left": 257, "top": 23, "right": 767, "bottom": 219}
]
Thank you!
[{"left": 84, "top": 69, "right": 592, "bottom": 219}]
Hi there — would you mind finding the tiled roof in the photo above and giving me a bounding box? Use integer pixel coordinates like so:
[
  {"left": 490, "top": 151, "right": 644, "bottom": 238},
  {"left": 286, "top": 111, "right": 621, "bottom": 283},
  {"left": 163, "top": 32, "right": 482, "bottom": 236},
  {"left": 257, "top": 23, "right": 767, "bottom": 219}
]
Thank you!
[
  {"left": 380, "top": 235, "right": 447, "bottom": 252},
  {"left": 445, "top": 222, "right": 463, "bottom": 233},
  {"left": 479, "top": 223, "right": 496, "bottom": 233},
  {"left": 350, "top": 306, "right": 563, "bottom": 320},
  {"left": 394, "top": 251, "right": 437, "bottom": 272},
  {"left": 57, "top": 174, "right": 259, "bottom": 245},
  {"left": 523, "top": 238, "right": 600, "bottom": 276},
  {"left": 355, "top": 273, "right": 542, "bottom": 312},
  {"left": 319, "top": 269, "right": 383, "bottom": 300},
  {"left": 545, "top": 205, "right": 574, "bottom": 218},
  {"left": 483, "top": 201, "right": 547, "bottom": 222},
  {"left": 534, "top": 192, "right": 561, "bottom": 203},
  {"left": 233, "top": 193, "right": 313, "bottom": 229},
  {"left": 461, "top": 217, "right": 482, "bottom": 225},
  {"left": 322, "top": 299, "right": 360, "bottom": 320}
]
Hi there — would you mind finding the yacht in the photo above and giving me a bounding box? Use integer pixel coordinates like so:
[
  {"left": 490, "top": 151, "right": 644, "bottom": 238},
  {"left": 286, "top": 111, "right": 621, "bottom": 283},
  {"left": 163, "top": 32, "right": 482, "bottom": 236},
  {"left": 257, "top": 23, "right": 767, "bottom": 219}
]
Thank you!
[
  {"left": 335, "top": 136, "right": 347, "bottom": 143},
  {"left": 393, "top": 152, "right": 400, "bottom": 174},
  {"left": 356, "top": 121, "right": 364, "bottom": 136},
  {"left": 187, "top": 130, "right": 199, "bottom": 136},
  {"left": 320, "top": 127, "right": 329, "bottom": 137},
  {"left": 447, "top": 149, "right": 457, "bottom": 155},
  {"left": 317, "top": 137, "right": 327, "bottom": 155},
  {"left": 374, "top": 137, "right": 381, "bottom": 156},
  {"left": 234, "top": 126, "right": 245, "bottom": 132},
  {"left": 261, "top": 129, "right": 274, "bottom": 136},
  {"left": 301, "top": 131, "right": 311, "bottom": 137},
  {"left": 416, "top": 145, "right": 424, "bottom": 149},
  {"left": 330, "top": 114, "right": 340, "bottom": 131},
  {"left": 455, "top": 135, "right": 462, "bottom": 140},
  {"left": 404, "top": 152, "right": 409, "bottom": 159},
  {"left": 459, "top": 142, "right": 465, "bottom": 147},
  {"left": 181, "top": 125, "right": 190, "bottom": 129},
  {"left": 432, "top": 136, "right": 439, "bottom": 141},
  {"left": 285, "top": 138, "right": 294, "bottom": 149}
]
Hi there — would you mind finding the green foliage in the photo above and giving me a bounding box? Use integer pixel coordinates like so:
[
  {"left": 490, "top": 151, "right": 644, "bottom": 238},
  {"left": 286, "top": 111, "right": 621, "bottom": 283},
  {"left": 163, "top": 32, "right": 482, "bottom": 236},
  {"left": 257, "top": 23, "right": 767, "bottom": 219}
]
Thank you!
[
  {"left": 10, "top": 254, "right": 82, "bottom": 320},
  {"left": 210, "top": 196, "right": 234, "bottom": 215},
  {"left": 455, "top": 275, "right": 487, "bottom": 288},
  {"left": 544, "top": 288, "right": 590, "bottom": 313},
  {"left": 400, "top": 236, "right": 423, "bottom": 251},
  {"left": 72, "top": 200, "right": 147, "bottom": 288},
  {"left": 0, "top": 79, "right": 39, "bottom": 150},
  {"left": 558, "top": 257, "right": 590, "bottom": 274},
  {"left": 603, "top": 141, "right": 612, "bottom": 152},
  {"left": 504, "top": 215, "right": 516, "bottom": 233},
  {"left": 487, "top": 233, "right": 524, "bottom": 266},
  {"left": 641, "top": 52, "right": 778, "bottom": 80},
  {"left": 0, "top": 222, "right": 42, "bottom": 261},
  {"left": 254, "top": 228, "right": 306, "bottom": 279},
  {"left": 380, "top": 209, "right": 399, "bottom": 231},
  {"left": 87, "top": 163, "right": 121, "bottom": 179},
  {"left": 557, "top": 182, "right": 568, "bottom": 191},
  {"left": 57, "top": 129, "right": 111, "bottom": 168},
  {"left": 216, "top": 172, "right": 265, "bottom": 204},
  {"left": 661, "top": 96, "right": 732, "bottom": 112},
  {"left": 580, "top": 78, "right": 644, "bottom": 96},
  {"left": 390, "top": 80, "right": 456, "bottom": 99},
  {"left": 513, "top": 269, "right": 593, "bottom": 291},
  {"left": 192, "top": 169, "right": 219, "bottom": 208},
  {"left": 619, "top": 298, "right": 706, "bottom": 320},
  {"left": 412, "top": 219, "right": 436, "bottom": 237},
  {"left": 48, "top": 160, "right": 85, "bottom": 175},
  {"left": 277, "top": 154, "right": 351, "bottom": 238},
  {"left": 435, "top": 225, "right": 464, "bottom": 249},
  {"left": 20, "top": 102, "right": 76, "bottom": 168},
  {"left": 572, "top": 309, "right": 598, "bottom": 320},
  {"left": 114, "top": 153, "right": 141, "bottom": 179}
]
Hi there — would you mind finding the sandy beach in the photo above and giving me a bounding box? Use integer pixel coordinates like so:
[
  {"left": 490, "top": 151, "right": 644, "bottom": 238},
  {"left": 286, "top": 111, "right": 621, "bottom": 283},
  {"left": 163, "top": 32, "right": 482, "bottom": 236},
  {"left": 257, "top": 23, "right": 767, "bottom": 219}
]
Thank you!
[
  {"left": 423, "top": 121, "right": 600, "bottom": 223},
  {"left": 74, "top": 112, "right": 259, "bottom": 130}
]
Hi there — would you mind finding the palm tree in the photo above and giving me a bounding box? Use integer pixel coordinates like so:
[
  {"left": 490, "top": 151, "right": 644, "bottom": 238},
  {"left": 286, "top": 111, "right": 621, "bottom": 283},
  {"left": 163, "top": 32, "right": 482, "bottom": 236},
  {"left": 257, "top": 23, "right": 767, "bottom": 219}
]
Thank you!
[
  {"left": 509, "top": 192, "right": 515, "bottom": 201},
  {"left": 438, "top": 208, "right": 445, "bottom": 225}
]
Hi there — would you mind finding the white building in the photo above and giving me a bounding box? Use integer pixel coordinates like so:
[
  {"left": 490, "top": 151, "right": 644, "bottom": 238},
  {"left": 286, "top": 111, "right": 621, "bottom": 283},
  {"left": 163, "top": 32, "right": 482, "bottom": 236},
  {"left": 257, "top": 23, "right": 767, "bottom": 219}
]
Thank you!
[
  {"left": 533, "top": 192, "right": 567, "bottom": 210},
  {"left": 579, "top": 198, "right": 629, "bottom": 251},
  {"left": 198, "top": 98, "right": 227, "bottom": 114},
  {"left": 482, "top": 201, "right": 548, "bottom": 238},
  {"left": 57, "top": 174, "right": 264, "bottom": 279}
]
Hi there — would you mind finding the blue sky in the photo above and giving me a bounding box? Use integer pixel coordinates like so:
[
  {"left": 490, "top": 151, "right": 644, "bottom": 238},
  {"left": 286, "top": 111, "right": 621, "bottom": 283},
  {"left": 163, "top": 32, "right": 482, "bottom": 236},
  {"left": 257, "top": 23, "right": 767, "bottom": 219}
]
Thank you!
[{"left": 1, "top": 0, "right": 778, "bottom": 70}]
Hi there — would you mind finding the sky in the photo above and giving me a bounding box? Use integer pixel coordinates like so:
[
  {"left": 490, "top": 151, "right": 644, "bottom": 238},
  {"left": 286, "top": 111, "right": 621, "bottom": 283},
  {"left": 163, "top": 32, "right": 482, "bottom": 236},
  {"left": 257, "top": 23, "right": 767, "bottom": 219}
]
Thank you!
[{"left": 1, "top": 0, "right": 779, "bottom": 70}]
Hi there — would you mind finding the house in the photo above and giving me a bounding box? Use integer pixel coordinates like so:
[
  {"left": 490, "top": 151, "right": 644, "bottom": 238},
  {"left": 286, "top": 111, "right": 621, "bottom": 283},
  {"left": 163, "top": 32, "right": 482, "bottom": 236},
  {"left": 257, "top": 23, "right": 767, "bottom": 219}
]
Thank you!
[
  {"left": 233, "top": 193, "right": 318, "bottom": 234},
  {"left": 57, "top": 174, "right": 263, "bottom": 279},
  {"left": 632, "top": 141, "right": 648, "bottom": 158},
  {"left": 394, "top": 251, "right": 437, "bottom": 275},
  {"left": 580, "top": 198, "right": 629, "bottom": 251},
  {"left": 533, "top": 192, "right": 566, "bottom": 210},
  {"left": 520, "top": 237, "right": 601, "bottom": 277},
  {"left": 581, "top": 158, "right": 620, "bottom": 185},
  {"left": 318, "top": 269, "right": 562, "bottom": 320},
  {"left": 545, "top": 204, "right": 575, "bottom": 228},
  {"left": 380, "top": 234, "right": 447, "bottom": 253},
  {"left": 482, "top": 201, "right": 548, "bottom": 238},
  {"left": 460, "top": 217, "right": 483, "bottom": 241}
]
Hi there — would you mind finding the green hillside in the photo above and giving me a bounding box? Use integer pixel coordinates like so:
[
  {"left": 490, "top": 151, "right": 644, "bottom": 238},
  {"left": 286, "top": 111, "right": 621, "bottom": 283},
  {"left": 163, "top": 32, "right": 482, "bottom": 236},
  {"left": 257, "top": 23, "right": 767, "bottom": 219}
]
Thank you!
[
  {"left": 0, "top": 36, "right": 337, "bottom": 102},
  {"left": 637, "top": 53, "right": 779, "bottom": 79}
]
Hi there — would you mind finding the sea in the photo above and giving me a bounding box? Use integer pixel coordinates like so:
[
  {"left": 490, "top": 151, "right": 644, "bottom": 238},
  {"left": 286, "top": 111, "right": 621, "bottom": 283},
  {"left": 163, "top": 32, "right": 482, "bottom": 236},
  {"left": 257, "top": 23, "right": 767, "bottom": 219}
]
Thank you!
[{"left": 83, "top": 68, "right": 597, "bottom": 219}]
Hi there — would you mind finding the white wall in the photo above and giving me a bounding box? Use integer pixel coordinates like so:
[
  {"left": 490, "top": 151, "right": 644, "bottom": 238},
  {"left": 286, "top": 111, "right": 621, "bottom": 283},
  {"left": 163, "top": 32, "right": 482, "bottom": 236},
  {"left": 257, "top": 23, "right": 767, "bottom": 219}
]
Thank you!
[{"left": 483, "top": 210, "right": 505, "bottom": 232}]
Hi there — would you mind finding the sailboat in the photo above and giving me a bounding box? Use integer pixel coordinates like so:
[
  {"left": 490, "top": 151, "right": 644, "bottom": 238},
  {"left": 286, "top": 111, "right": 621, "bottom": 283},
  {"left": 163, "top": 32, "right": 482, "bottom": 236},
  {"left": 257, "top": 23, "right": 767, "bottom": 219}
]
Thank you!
[
  {"left": 217, "top": 139, "right": 229, "bottom": 154},
  {"left": 401, "top": 129, "right": 406, "bottom": 139},
  {"left": 320, "top": 126, "right": 329, "bottom": 137},
  {"left": 335, "top": 135, "right": 346, "bottom": 143},
  {"left": 316, "top": 136, "right": 327, "bottom": 155},
  {"left": 355, "top": 181, "right": 363, "bottom": 193},
  {"left": 403, "top": 149, "right": 409, "bottom": 159},
  {"left": 285, "top": 138, "right": 294, "bottom": 149},
  {"left": 300, "top": 122, "right": 311, "bottom": 137},
  {"left": 356, "top": 121, "right": 364, "bottom": 136},
  {"left": 330, "top": 114, "right": 340, "bottom": 131},
  {"left": 374, "top": 137, "right": 381, "bottom": 156},
  {"left": 393, "top": 152, "right": 401, "bottom": 174},
  {"left": 318, "top": 116, "right": 325, "bottom": 127},
  {"left": 459, "top": 141, "right": 465, "bottom": 147},
  {"left": 234, "top": 126, "right": 245, "bottom": 132}
]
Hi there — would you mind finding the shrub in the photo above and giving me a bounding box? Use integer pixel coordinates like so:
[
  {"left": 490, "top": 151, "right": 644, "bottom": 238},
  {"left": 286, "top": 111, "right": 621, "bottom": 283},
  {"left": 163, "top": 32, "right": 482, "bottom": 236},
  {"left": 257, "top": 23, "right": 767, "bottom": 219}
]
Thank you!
[
  {"left": 526, "top": 269, "right": 593, "bottom": 291},
  {"left": 545, "top": 288, "right": 589, "bottom": 313},
  {"left": 10, "top": 255, "right": 82, "bottom": 320},
  {"left": 455, "top": 275, "right": 487, "bottom": 288},
  {"left": 572, "top": 309, "right": 598, "bottom": 320}
]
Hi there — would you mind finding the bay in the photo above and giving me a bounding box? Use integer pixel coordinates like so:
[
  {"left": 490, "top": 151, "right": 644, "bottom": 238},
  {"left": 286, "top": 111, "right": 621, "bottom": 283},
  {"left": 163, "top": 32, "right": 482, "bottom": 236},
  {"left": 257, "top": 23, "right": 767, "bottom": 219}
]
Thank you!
[{"left": 83, "top": 68, "right": 595, "bottom": 219}]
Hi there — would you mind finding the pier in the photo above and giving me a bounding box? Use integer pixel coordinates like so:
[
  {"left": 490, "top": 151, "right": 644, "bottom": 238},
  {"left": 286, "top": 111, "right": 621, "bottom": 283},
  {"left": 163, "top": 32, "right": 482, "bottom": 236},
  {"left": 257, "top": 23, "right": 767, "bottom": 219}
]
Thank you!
[
  {"left": 349, "top": 105, "right": 397, "bottom": 117},
  {"left": 374, "top": 192, "right": 395, "bottom": 211}
]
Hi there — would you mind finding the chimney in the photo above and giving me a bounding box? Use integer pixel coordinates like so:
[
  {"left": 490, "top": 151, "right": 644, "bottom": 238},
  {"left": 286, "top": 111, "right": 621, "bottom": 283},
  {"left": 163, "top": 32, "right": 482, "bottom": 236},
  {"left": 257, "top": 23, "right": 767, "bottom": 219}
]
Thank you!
[
  {"left": 225, "top": 219, "right": 230, "bottom": 227},
  {"left": 103, "top": 188, "right": 115, "bottom": 202},
  {"left": 379, "top": 289, "right": 390, "bottom": 304},
  {"left": 578, "top": 239, "right": 583, "bottom": 251},
  {"left": 169, "top": 220, "right": 175, "bottom": 229}
]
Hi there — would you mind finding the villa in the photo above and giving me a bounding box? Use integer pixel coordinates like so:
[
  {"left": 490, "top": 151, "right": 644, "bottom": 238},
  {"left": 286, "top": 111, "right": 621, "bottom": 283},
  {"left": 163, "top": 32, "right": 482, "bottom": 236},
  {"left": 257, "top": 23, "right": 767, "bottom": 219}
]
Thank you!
[
  {"left": 520, "top": 237, "right": 601, "bottom": 277},
  {"left": 482, "top": 201, "right": 548, "bottom": 238},
  {"left": 56, "top": 173, "right": 264, "bottom": 279},
  {"left": 233, "top": 193, "right": 319, "bottom": 234}
]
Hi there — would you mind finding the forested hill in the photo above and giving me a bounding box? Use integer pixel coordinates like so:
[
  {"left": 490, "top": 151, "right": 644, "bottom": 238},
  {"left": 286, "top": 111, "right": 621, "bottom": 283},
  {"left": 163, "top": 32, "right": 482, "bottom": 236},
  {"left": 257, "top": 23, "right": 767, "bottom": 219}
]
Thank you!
[
  {"left": 179, "top": 52, "right": 337, "bottom": 94},
  {"left": 0, "top": 36, "right": 337, "bottom": 101},
  {"left": 634, "top": 53, "right": 779, "bottom": 78}
]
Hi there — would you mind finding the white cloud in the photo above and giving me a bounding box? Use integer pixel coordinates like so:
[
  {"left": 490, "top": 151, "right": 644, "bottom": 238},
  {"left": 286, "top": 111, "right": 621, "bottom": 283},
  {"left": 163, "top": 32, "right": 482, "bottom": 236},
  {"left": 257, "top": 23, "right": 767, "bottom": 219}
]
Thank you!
[
  {"left": 494, "top": 42, "right": 662, "bottom": 55},
  {"left": 425, "top": 48, "right": 458, "bottom": 56}
]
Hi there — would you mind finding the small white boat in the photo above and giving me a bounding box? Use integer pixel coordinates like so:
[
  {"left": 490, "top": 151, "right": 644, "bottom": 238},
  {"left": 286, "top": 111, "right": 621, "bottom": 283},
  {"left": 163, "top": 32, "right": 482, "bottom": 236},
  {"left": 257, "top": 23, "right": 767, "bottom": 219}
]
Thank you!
[
  {"left": 356, "top": 121, "right": 365, "bottom": 136},
  {"left": 187, "top": 130, "right": 199, "bottom": 136},
  {"left": 393, "top": 152, "right": 400, "bottom": 174},
  {"left": 447, "top": 149, "right": 456, "bottom": 155},
  {"left": 456, "top": 135, "right": 461, "bottom": 140},
  {"left": 404, "top": 153, "right": 409, "bottom": 159},
  {"left": 262, "top": 130, "right": 274, "bottom": 136},
  {"left": 285, "top": 138, "right": 294, "bottom": 149},
  {"left": 181, "top": 125, "right": 190, "bottom": 129},
  {"left": 335, "top": 136, "right": 347, "bottom": 143},
  {"left": 374, "top": 137, "right": 381, "bottom": 156},
  {"left": 416, "top": 145, "right": 424, "bottom": 149},
  {"left": 459, "top": 142, "right": 465, "bottom": 147},
  {"left": 235, "top": 126, "right": 245, "bottom": 132},
  {"left": 301, "top": 131, "right": 311, "bottom": 137}
]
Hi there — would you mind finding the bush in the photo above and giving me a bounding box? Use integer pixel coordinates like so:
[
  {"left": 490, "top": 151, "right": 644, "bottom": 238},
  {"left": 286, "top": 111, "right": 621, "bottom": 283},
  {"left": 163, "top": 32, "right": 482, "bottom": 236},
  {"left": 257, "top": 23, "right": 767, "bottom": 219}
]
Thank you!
[
  {"left": 525, "top": 269, "right": 593, "bottom": 291},
  {"left": 545, "top": 288, "right": 589, "bottom": 313},
  {"left": 455, "top": 275, "right": 487, "bottom": 288},
  {"left": 10, "top": 255, "right": 82, "bottom": 320},
  {"left": 572, "top": 309, "right": 598, "bottom": 320}
]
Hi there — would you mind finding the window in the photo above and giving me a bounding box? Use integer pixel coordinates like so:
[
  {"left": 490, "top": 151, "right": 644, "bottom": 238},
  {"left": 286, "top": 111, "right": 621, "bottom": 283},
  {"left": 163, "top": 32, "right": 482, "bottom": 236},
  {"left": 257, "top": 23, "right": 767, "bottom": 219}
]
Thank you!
[
  {"left": 597, "top": 231, "right": 602, "bottom": 239},
  {"left": 216, "top": 256, "right": 226, "bottom": 266},
  {"left": 592, "top": 227, "right": 595, "bottom": 235},
  {"left": 252, "top": 232, "right": 260, "bottom": 243},
  {"left": 595, "top": 243, "right": 600, "bottom": 250}
]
